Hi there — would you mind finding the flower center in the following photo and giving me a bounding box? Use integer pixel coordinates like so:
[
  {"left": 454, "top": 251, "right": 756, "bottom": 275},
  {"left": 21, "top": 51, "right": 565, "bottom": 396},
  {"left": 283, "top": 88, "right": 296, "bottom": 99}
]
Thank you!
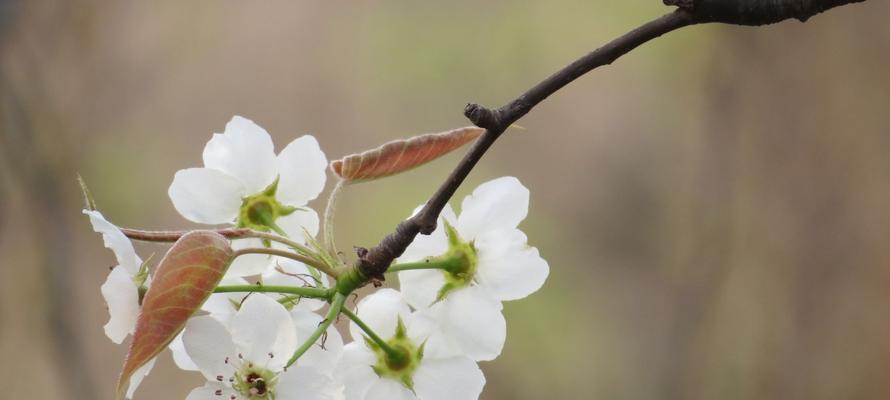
[{"left": 233, "top": 365, "right": 278, "bottom": 399}]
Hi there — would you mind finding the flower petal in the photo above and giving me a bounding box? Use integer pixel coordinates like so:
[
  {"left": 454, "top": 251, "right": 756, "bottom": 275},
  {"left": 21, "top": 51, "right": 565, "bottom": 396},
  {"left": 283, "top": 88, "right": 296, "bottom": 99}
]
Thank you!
[
  {"left": 276, "top": 135, "right": 328, "bottom": 206},
  {"left": 183, "top": 315, "right": 237, "bottom": 381},
  {"left": 170, "top": 330, "right": 199, "bottom": 371},
  {"left": 202, "top": 115, "right": 278, "bottom": 194},
  {"left": 230, "top": 294, "right": 296, "bottom": 371},
  {"left": 364, "top": 378, "right": 415, "bottom": 400},
  {"left": 100, "top": 266, "right": 139, "bottom": 343},
  {"left": 398, "top": 269, "right": 446, "bottom": 310},
  {"left": 334, "top": 341, "right": 380, "bottom": 400},
  {"left": 201, "top": 277, "right": 251, "bottom": 323},
  {"left": 84, "top": 210, "right": 141, "bottom": 274},
  {"left": 276, "top": 207, "right": 320, "bottom": 243},
  {"left": 291, "top": 310, "right": 343, "bottom": 373},
  {"left": 125, "top": 357, "right": 156, "bottom": 400},
  {"left": 475, "top": 228, "right": 549, "bottom": 301},
  {"left": 226, "top": 237, "right": 273, "bottom": 278},
  {"left": 185, "top": 382, "right": 238, "bottom": 400},
  {"left": 349, "top": 289, "right": 411, "bottom": 341},
  {"left": 338, "top": 343, "right": 378, "bottom": 400},
  {"left": 457, "top": 176, "right": 529, "bottom": 239},
  {"left": 168, "top": 168, "right": 246, "bottom": 224},
  {"left": 277, "top": 366, "right": 341, "bottom": 400},
  {"left": 414, "top": 356, "right": 484, "bottom": 400},
  {"left": 419, "top": 286, "right": 505, "bottom": 361}
]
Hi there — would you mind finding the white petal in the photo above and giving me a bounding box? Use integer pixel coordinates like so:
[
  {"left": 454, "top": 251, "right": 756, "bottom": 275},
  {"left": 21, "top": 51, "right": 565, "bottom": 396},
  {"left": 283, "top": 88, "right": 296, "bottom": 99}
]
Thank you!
[
  {"left": 422, "top": 286, "right": 505, "bottom": 361},
  {"left": 263, "top": 258, "right": 328, "bottom": 312},
  {"left": 201, "top": 277, "right": 251, "bottom": 321},
  {"left": 414, "top": 357, "right": 484, "bottom": 400},
  {"left": 84, "top": 210, "right": 141, "bottom": 274},
  {"left": 291, "top": 310, "right": 343, "bottom": 373},
  {"left": 349, "top": 289, "right": 411, "bottom": 341},
  {"left": 185, "top": 382, "right": 239, "bottom": 400},
  {"left": 398, "top": 269, "right": 446, "bottom": 310},
  {"left": 337, "top": 343, "right": 378, "bottom": 400},
  {"left": 226, "top": 237, "right": 273, "bottom": 278},
  {"left": 365, "top": 378, "right": 415, "bottom": 400},
  {"left": 277, "top": 366, "right": 341, "bottom": 400},
  {"left": 457, "top": 177, "right": 529, "bottom": 239},
  {"left": 475, "top": 229, "right": 549, "bottom": 301},
  {"left": 100, "top": 266, "right": 139, "bottom": 343},
  {"left": 168, "top": 168, "right": 246, "bottom": 224},
  {"left": 276, "top": 135, "right": 328, "bottom": 206},
  {"left": 398, "top": 204, "right": 455, "bottom": 262},
  {"left": 230, "top": 294, "right": 296, "bottom": 371},
  {"left": 170, "top": 330, "right": 199, "bottom": 371},
  {"left": 203, "top": 115, "right": 278, "bottom": 194},
  {"left": 276, "top": 207, "right": 320, "bottom": 243},
  {"left": 125, "top": 357, "right": 156, "bottom": 400},
  {"left": 183, "top": 316, "right": 237, "bottom": 381}
]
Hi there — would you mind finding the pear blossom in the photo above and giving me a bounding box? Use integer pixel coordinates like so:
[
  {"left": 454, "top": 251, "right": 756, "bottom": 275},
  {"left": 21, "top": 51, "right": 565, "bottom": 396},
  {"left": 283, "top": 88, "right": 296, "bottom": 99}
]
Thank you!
[
  {"left": 183, "top": 294, "right": 342, "bottom": 400},
  {"left": 83, "top": 210, "right": 155, "bottom": 398},
  {"left": 338, "top": 289, "right": 485, "bottom": 400},
  {"left": 396, "top": 177, "right": 549, "bottom": 361},
  {"left": 168, "top": 115, "right": 328, "bottom": 277}
]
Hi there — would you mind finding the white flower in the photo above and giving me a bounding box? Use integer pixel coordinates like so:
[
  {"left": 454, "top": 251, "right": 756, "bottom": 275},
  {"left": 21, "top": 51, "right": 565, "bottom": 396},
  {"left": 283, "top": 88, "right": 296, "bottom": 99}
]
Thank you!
[
  {"left": 338, "top": 289, "right": 485, "bottom": 400},
  {"left": 168, "top": 115, "right": 328, "bottom": 277},
  {"left": 183, "top": 294, "right": 342, "bottom": 400},
  {"left": 396, "top": 177, "right": 549, "bottom": 361},
  {"left": 83, "top": 210, "right": 155, "bottom": 398}
]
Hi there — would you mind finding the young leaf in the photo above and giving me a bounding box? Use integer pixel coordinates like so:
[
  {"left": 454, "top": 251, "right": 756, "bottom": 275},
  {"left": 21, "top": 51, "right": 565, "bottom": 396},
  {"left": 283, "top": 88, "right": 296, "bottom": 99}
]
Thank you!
[
  {"left": 115, "top": 230, "right": 233, "bottom": 399},
  {"left": 330, "top": 126, "right": 484, "bottom": 183}
]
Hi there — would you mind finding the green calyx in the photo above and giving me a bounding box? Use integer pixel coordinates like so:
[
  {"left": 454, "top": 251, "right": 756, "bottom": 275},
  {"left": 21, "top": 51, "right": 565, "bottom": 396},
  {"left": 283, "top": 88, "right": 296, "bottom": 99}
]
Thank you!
[
  {"left": 367, "top": 318, "right": 424, "bottom": 390},
  {"left": 133, "top": 254, "right": 153, "bottom": 305},
  {"left": 434, "top": 221, "right": 478, "bottom": 301},
  {"left": 237, "top": 177, "right": 301, "bottom": 237}
]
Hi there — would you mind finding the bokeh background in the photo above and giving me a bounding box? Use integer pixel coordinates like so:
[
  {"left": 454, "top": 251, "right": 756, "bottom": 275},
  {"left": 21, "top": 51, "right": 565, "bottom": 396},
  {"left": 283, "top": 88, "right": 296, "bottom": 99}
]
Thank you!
[{"left": 1, "top": 1, "right": 888, "bottom": 399}]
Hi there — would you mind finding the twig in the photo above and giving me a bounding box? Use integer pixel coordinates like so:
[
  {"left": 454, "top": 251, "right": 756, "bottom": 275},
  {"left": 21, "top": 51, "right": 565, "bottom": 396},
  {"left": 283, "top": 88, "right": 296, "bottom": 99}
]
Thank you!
[{"left": 354, "top": 0, "right": 868, "bottom": 280}]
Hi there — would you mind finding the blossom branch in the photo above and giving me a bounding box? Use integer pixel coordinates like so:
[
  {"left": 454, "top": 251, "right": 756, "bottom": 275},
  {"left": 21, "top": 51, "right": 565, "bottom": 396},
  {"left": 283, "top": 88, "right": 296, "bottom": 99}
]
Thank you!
[{"left": 354, "top": 0, "right": 867, "bottom": 281}]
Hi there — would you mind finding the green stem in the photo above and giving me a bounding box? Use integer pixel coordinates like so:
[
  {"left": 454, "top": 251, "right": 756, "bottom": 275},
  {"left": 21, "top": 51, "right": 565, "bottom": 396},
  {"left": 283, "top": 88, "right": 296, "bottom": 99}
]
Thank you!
[
  {"left": 386, "top": 257, "right": 460, "bottom": 273},
  {"left": 287, "top": 292, "right": 346, "bottom": 367},
  {"left": 340, "top": 307, "right": 404, "bottom": 362},
  {"left": 213, "top": 284, "right": 332, "bottom": 299},
  {"left": 233, "top": 247, "right": 339, "bottom": 278},
  {"left": 322, "top": 179, "right": 346, "bottom": 257},
  {"left": 242, "top": 230, "right": 316, "bottom": 257}
]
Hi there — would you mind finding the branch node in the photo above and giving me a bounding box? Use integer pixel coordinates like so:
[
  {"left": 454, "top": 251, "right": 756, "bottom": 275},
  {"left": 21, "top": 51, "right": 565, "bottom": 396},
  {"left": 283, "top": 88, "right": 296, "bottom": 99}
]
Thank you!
[{"left": 464, "top": 103, "right": 500, "bottom": 130}]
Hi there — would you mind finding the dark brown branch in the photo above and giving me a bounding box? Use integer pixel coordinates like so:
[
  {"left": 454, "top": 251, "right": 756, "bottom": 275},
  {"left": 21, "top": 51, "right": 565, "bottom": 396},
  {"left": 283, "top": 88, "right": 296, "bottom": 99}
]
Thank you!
[
  {"left": 355, "top": 10, "right": 697, "bottom": 279},
  {"left": 355, "top": 0, "right": 868, "bottom": 281},
  {"left": 665, "top": 0, "right": 866, "bottom": 26}
]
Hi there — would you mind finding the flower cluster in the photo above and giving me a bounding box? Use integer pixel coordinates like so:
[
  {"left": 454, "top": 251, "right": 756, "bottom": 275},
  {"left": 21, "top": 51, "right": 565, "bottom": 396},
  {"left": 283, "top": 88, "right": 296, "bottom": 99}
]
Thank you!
[{"left": 85, "top": 116, "right": 548, "bottom": 399}]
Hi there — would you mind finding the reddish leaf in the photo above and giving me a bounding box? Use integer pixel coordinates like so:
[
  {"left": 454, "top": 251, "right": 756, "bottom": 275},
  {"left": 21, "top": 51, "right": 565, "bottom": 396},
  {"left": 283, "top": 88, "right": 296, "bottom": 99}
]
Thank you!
[
  {"left": 115, "top": 231, "right": 233, "bottom": 399},
  {"left": 331, "top": 126, "right": 484, "bottom": 183}
]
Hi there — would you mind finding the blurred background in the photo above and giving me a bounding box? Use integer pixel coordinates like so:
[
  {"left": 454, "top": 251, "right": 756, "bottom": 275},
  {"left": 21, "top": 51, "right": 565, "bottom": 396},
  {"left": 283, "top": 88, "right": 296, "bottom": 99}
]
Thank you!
[{"left": 1, "top": 1, "right": 888, "bottom": 399}]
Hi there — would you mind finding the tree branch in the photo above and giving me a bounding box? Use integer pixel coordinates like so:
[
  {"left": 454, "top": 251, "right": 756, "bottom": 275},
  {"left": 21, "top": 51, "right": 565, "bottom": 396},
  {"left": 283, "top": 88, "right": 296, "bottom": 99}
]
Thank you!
[
  {"left": 664, "top": 0, "right": 865, "bottom": 26},
  {"left": 354, "top": 0, "right": 867, "bottom": 280}
]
